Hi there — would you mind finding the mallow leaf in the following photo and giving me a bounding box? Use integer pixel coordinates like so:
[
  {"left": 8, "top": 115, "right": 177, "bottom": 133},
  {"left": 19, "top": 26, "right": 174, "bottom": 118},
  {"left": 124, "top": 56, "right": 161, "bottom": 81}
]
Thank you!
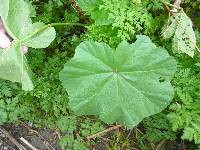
[
  {"left": 0, "top": 0, "right": 56, "bottom": 90},
  {"left": 59, "top": 35, "right": 177, "bottom": 128}
]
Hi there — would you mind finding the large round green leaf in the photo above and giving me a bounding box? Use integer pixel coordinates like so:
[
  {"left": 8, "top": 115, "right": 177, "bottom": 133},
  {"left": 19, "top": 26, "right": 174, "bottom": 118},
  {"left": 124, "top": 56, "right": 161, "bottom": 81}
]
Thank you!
[{"left": 59, "top": 35, "right": 177, "bottom": 128}]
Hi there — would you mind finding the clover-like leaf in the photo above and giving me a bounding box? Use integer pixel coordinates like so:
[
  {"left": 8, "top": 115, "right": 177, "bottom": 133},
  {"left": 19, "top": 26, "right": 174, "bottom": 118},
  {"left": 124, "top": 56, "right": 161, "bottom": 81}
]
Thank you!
[
  {"left": 162, "top": 10, "right": 196, "bottom": 57},
  {"left": 59, "top": 35, "right": 177, "bottom": 128},
  {"left": 0, "top": 0, "right": 56, "bottom": 90}
]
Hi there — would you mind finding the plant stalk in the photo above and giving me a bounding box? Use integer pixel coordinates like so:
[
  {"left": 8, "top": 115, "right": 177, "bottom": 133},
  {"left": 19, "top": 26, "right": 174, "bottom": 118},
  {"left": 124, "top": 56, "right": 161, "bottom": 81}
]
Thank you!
[{"left": 21, "top": 23, "right": 86, "bottom": 42}]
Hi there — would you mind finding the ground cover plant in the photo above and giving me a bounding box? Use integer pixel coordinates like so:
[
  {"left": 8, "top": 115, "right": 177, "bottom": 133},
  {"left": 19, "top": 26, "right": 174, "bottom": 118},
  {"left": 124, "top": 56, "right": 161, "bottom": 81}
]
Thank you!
[{"left": 0, "top": 0, "right": 200, "bottom": 149}]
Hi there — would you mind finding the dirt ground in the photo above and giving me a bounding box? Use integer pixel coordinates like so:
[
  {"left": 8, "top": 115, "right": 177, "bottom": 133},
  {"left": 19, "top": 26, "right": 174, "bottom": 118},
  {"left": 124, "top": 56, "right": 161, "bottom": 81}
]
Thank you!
[
  {"left": 0, "top": 123, "right": 193, "bottom": 150},
  {"left": 0, "top": 123, "right": 61, "bottom": 150}
]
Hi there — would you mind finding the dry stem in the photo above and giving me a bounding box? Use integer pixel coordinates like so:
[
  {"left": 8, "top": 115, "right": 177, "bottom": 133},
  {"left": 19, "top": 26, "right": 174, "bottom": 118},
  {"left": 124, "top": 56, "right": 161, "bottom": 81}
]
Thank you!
[
  {"left": 87, "top": 125, "right": 122, "bottom": 140},
  {"left": 0, "top": 127, "right": 26, "bottom": 150}
]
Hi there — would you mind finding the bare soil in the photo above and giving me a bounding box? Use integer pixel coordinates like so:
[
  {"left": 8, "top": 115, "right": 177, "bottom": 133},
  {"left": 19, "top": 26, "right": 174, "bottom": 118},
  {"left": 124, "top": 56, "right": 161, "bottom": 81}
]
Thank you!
[{"left": 0, "top": 123, "right": 60, "bottom": 150}]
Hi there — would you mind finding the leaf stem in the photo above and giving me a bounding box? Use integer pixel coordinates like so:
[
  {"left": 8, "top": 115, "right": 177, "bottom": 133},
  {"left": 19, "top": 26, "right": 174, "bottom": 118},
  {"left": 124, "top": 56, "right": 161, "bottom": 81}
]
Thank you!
[
  {"left": 87, "top": 124, "right": 122, "bottom": 140},
  {"left": 21, "top": 22, "right": 86, "bottom": 42}
]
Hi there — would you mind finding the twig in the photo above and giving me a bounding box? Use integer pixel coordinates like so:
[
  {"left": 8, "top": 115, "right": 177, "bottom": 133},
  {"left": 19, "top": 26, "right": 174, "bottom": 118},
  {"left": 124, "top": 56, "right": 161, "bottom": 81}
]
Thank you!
[
  {"left": 131, "top": 148, "right": 139, "bottom": 150},
  {"left": 135, "top": 128, "right": 156, "bottom": 149},
  {"left": 182, "top": 140, "right": 186, "bottom": 150},
  {"left": 136, "top": 128, "right": 143, "bottom": 135},
  {"left": 0, "top": 127, "right": 26, "bottom": 150},
  {"left": 174, "top": 0, "right": 181, "bottom": 7},
  {"left": 151, "top": 143, "right": 156, "bottom": 150},
  {"left": 155, "top": 139, "right": 167, "bottom": 150},
  {"left": 54, "top": 130, "right": 62, "bottom": 140},
  {"left": 68, "top": 0, "right": 84, "bottom": 16},
  {"left": 87, "top": 124, "right": 122, "bottom": 140},
  {"left": 98, "top": 136, "right": 113, "bottom": 142},
  {"left": 121, "top": 129, "right": 133, "bottom": 150},
  {"left": 20, "top": 137, "right": 38, "bottom": 150},
  {"left": 195, "top": 44, "right": 200, "bottom": 53},
  {"left": 21, "top": 123, "right": 55, "bottom": 150}
]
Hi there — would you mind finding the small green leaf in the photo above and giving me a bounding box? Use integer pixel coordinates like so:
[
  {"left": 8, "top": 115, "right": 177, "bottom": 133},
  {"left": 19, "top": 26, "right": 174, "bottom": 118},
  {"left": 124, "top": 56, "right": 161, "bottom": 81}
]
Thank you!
[{"left": 59, "top": 35, "right": 177, "bottom": 128}]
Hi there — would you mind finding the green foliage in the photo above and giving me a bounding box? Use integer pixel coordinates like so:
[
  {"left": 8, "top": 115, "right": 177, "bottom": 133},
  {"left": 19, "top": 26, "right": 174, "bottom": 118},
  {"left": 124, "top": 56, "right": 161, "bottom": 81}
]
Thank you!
[
  {"left": 57, "top": 116, "right": 104, "bottom": 149},
  {"left": 79, "top": 0, "right": 156, "bottom": 47},
  {"left": 33, "top": 0, "right": 80, "bottom": 24},
  {"left": 106, "top": 130, "right": 133, "bottom": 150},
  {"left": 142, "top": 0, "right": 171, "bottom": 11},
  {"left": 143, "top": 113, "right": 176, "bottom": 143},
  {"left": 0, "top": 81, "right": 23, "bottom": 125},
  {"left": 182, "top": 0, "right": 200, "bottom": 14},
  {"left": 76, "top": 0, "right": 109, "bottom": 25},
  {"left": 59, "top": 136, "right": 88, "bottom": 150},
  {"left": 168, "top": 67, "right": 200, "bottom": 144},
  {"left": 17, "top": 48, "right": 70, "bottom": 127},
  {"left": 1, "top": 41, "right": 105, "bottom": 149},
  {"left": 135, "top": 113, "right": 176, "bottom": 149},
  {"left": 84, "top": 25, "right": 121, "bottom": 48},
  {"left": 59, "top": 35, "right": 177, "bottom": 128},
  {"left": 104, "top": 1, "right": 155, "bottom": 39},
  {"left": 1, "top": 0, "right": 200, "bottom": 148},
  {"left": 196, "top": 30, "right": 200, "bottom": 49}
]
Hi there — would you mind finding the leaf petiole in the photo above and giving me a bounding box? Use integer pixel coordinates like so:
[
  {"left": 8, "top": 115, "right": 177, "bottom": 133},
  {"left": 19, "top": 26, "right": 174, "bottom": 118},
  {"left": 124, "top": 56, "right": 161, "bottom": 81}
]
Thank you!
[{"left": 21, "top": 22, "right": 86, "bottom": 42}]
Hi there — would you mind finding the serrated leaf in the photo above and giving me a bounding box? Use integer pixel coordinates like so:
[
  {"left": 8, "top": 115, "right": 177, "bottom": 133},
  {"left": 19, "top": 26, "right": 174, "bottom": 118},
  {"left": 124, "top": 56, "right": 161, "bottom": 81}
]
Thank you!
[
  {"left": 0, "top": 0, "right": 56, "bottom": 90},
  {"left": 162, "top": 10, "right": 196, "bottom": 57},
  {"left": 59, "top": 35, "right": 177, "bottom": 128}
]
